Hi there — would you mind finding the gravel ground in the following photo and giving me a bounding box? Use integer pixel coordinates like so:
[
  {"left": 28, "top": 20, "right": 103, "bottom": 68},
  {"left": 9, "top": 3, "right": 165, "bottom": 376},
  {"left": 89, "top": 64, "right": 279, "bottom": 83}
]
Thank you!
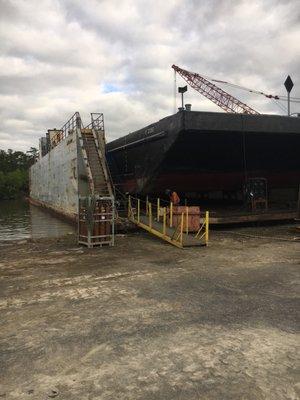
[{"left": 0, "top": 225, "right": 299, "bottom": 399}]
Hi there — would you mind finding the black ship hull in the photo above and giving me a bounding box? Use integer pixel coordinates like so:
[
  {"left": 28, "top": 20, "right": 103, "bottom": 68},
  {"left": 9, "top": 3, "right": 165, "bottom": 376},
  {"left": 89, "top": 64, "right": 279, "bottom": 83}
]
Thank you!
[{"left": 107, "top": 111, "right": 300, "bottom": 202}]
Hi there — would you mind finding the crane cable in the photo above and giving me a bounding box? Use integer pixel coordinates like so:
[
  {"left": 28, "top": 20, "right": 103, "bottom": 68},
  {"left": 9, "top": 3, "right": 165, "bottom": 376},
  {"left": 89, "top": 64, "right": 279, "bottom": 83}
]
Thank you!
[
  {"left": 271, "top": 98, "right": 288, "bottom": 113},
  {"left": 213, "top": 79, "right": 300, "bottom": 102},
  {"left": 196, "top": 72, "right": 300, "bottom": 103}
]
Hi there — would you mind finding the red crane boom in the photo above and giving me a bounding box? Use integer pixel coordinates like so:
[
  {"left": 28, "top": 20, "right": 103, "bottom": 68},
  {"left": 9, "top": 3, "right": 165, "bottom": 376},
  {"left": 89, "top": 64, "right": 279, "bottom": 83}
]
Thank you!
[{"left": 172, "top": 65, "right": 259, "bottom": 115}]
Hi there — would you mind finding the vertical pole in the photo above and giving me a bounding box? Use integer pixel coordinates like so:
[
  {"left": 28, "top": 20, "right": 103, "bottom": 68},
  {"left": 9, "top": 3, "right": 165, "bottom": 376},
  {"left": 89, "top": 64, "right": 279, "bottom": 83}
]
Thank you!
[
  {"left": 181, "top": 92, "right": 184, "bottom": 109},
  {"left": 128, "top": 195, "right": 131, "bottom": 219},
  {"left": 146, "top": 195, "right": 149, "bottom": 215},
  {"left": 157, "top": 198, "right": 160, "bottom": 221},
  {"left": 170, "top": 202, "right": 173, "bottom": 227},
  {"left": 205, "top": 211, "right": 209, "bottom": 245},
  {"left": 288, "top": 91, "right": 290, "bottom": 116},
  {"left": 186, "top": 207, "right": 189, "bottom": 235},
  {"left": 149, "top": 203, "right": 152, "bottom": 229},
  {"left": 137, "top": 198, "right": 140, "bottom": 223},
  {"left": 163, "top": 207, "right": 166, "bottom": 236},
  {"left": 180, "top": 212, "right": 184, "bottom": 245}
]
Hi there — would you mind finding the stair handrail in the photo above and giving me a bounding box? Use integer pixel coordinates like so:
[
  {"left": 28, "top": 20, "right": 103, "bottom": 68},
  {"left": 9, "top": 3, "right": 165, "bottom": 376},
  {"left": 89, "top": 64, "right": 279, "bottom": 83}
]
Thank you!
[
  {"left": 195, "top": 211, "right": 209, "bottom": 245},
  {"left": 85, "top": 113, "right": 104, "bottom": 130},
  {"left": 50, "top": 111, "right": 83, "bottom": 149}
]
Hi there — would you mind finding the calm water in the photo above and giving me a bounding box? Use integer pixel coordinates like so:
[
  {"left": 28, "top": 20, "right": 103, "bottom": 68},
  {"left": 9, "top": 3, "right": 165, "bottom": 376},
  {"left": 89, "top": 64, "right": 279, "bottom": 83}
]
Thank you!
[{"left": 0, "top": 200, "right": 75, "bottom": 241}]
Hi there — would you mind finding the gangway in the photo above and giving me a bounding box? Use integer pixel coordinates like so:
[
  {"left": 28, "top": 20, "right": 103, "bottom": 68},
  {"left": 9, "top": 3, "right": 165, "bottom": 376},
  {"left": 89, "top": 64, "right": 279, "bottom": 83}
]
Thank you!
[{"left": 128, "top": 196, "right": 209, "bottom": 249}]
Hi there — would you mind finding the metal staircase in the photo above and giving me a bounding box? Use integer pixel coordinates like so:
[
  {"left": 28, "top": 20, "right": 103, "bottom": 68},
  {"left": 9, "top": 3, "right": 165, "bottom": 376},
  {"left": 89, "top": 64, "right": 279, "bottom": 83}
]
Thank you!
[
  {"left": 80, "top": 128, "right": 112, "bottom": 196},
  {"left": 77, "top": 113, "right": 115, "bottom": 247}
]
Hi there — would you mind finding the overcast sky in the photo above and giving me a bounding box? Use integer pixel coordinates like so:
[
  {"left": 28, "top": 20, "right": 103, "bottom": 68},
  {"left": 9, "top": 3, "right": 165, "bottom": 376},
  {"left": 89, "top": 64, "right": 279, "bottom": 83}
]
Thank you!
[{"left": 0, "top": 0, "right": 299, "bottom": 151}]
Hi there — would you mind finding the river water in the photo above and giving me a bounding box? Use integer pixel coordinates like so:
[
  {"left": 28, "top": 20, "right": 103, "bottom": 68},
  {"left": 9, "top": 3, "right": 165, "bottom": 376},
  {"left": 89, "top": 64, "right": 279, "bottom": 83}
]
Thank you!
[{"left": 0, "top": 200, "right": 75, "bottom": 241}]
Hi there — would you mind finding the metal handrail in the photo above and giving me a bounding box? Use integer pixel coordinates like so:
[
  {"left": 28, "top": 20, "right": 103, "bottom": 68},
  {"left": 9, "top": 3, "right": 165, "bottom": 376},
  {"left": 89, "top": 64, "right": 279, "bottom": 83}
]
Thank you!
[
  {"left": 50, "top": 112, "right": 83, "bottom": 148},
  {"left": 128, "top": 195, "right": 209, "bottom": 248},
  {"left": 85, "top": 113, "right": 104, "bottom": 130}
]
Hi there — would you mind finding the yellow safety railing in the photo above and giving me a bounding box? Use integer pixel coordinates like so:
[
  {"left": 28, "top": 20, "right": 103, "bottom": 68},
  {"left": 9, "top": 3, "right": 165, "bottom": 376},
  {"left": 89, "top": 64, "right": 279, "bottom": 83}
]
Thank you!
[
  {"left": 128, "top": 195, "right": 209, "bottom": 248},
  {"left": 170, "top": 201, "right": 173, "bottom": 227},
  {"left": 194, "top": 211, "right": 210, "bottom": 245}
]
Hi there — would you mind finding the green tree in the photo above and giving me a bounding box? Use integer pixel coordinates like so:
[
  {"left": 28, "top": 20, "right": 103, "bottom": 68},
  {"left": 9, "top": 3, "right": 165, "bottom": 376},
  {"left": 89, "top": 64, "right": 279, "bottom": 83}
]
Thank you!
[{"left": 0, "top": 148, "right": 35, "bottom": 200}]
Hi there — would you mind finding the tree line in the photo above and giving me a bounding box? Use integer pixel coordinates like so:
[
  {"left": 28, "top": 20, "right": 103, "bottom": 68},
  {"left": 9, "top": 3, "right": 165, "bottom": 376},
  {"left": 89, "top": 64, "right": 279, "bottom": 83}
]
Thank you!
[{"left": 0, "top": 148, "right": 38, "bottom": 200}]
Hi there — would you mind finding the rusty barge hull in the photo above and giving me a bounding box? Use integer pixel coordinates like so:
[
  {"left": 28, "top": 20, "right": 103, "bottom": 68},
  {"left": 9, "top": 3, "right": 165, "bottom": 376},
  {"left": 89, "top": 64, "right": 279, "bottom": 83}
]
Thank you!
[{"left": 107, "top": 111, "right": 300, "bottom": 214}]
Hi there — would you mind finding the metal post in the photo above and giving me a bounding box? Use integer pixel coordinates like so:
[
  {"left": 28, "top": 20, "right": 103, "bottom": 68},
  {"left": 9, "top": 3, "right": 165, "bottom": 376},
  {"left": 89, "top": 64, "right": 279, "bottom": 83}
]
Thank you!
[
  {"left": 205, "top": 211, "right": 209, "bottom": 245},
  {"left": 137, "top": 198, "right": 140, "bottom": 223},
  {"left": 128, "top": 195, "right": 131, "bottom": 219},
  {"left": 149, "top": 203, "right": 152, "bottom": 229},
  {"left": 180, "top": 213, "right": 184, "bottom": 245},
  {"left": 186, "top": 207, "right": 189, "bottom": 234},
  {"left": 170, "top": 202, "right": 173, "bottom": 227},
  {"left": 157, "top": 198, "right": 160, "bottom": 221},
  {"left": 178, "top": 85, "right": 187, "bottom": 110},
  {"left": 163, "top": 207, "right": 166, "bottom": 236},
  {"left": 284, "top": 75, "right": 293, "bottom": 116},
  {"left": 146, "top": 196, "right": 149, "bottom": 215}
]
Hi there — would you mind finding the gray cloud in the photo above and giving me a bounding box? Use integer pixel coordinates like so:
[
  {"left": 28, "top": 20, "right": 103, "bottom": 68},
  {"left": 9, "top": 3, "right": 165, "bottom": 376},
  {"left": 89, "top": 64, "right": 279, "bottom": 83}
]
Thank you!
[{"left": 0, "top": 0, "right": 299, "bottom": 151}]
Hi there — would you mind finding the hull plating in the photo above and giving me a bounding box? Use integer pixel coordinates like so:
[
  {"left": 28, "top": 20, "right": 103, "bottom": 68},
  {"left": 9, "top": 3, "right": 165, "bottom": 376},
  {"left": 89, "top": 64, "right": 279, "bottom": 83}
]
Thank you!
[{"left": 107, "top": 111, "right": 300, "bottom": 198}]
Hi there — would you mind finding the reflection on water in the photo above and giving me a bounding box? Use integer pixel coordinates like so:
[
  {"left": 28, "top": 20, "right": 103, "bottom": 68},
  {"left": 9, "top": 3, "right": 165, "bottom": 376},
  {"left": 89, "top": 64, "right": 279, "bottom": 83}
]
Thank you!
[
  {"left": 0, "top": 199, "right": 75, "bottom": 241},
  {"left": 0, "top": 200, "right": 30, "bottom": 241}
]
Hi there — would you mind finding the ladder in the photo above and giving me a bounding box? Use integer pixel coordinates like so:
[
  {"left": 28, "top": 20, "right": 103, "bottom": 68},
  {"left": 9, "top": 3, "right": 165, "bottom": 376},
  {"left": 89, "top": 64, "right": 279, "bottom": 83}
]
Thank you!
[
  {"left": 79, "top": 128, "right": 113, "bottom": 196},
  {"left": 77, "top": 117, "right": 115, "bottom": 247}
]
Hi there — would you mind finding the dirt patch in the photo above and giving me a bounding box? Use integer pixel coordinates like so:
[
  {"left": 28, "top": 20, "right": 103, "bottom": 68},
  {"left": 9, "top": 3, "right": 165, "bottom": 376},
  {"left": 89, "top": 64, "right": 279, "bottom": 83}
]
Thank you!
[{"left": 0, "top": 227, "right": 299, "bottom": 399}]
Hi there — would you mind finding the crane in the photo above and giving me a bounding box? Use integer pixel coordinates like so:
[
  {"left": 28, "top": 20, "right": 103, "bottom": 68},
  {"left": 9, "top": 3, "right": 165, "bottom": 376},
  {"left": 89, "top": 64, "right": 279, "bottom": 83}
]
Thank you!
[{"left": 172, "top": 65, "right": 259, "bottom": 115}]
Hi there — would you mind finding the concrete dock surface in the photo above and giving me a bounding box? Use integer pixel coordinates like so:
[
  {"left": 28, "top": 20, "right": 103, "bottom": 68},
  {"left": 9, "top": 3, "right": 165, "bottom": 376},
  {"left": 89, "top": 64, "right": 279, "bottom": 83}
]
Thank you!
[{"left": 0, "top": 226, "right": 299, "bottom": 399}]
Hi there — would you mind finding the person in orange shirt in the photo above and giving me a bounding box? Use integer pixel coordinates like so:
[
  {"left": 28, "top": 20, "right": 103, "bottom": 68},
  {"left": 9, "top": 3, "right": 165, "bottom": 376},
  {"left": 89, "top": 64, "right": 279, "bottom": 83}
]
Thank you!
[{"left": 166, "top": 189, "right": 180, "bottom": 205}]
